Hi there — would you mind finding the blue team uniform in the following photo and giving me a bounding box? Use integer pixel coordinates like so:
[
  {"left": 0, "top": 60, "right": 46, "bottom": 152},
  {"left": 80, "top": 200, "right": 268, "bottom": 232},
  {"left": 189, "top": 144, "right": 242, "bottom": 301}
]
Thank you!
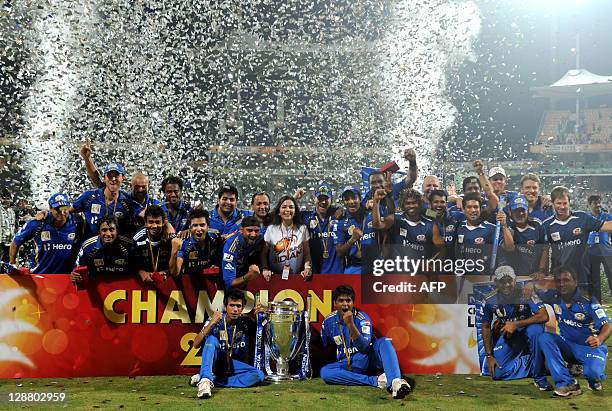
[
  {"left": 501, "top": 219, "right": 546, "bottom": 275},
  {"left": 301, "top": 209, "right": 343, "bottom": 274},
  {"left": 320, "top": 309, "right": 402, "bottom": 389},
  {"left": 479, "top": 288, "right": 547, "bottom": 384},
  {"left": 455, "top": 220, "right": 501, "bottom": 275},
  {"left": 390, "top": 215, "right": 435, "bottom": 261},
  {"left": 542, "top": 211, "right": 604, "bottom": 291},
  {"left": 334, "top": 210, "right": 379, "bottom": 274},
  {"left": 588, "top": 211, "right": 612, "bottom": 256},
  {"left": 209, "top": 206, "right": 244, "bottom": 236},
  {"left": 537, "top": 288, "right": 609, "bottom": 388},
  {"left": 434, "top": 210, "right": 465, "bottom": 260},
  {"left": 13, "top": 214, "right": 84, "bottom": 274},
  {"left": 132, "top": 228, "right": 173, "bottom": 273},
  {"left": 199, "top": 314, "right": 264, "bottom": 387},
  {"left": 162, "top": 201, "right": 192, "bottom": 233},
  {"left": 75, "top": 235, "right": 134, "bottom": 275},
  {"left": 177, "top": 234, "right": 221, "bottom": 275},
  {"left": 222, "top": 232, "right": 263, "bottom": 289},
  {"left": 528, "top": 198, "right": 554, "bottom": 223},
  {"left": 73, "top": 188, "right": 134, "bottom": 238}
]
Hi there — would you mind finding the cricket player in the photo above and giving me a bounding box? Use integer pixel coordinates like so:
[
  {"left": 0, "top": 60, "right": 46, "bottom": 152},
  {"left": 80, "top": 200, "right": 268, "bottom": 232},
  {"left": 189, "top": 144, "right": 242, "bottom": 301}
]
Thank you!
[
  {"left": 536, "top": 266, "right": 611, "bottom": 396},
  {"left": 189, "top": 289, "right": 265, "bottom": 398},
  {"left": 320, "top": 285, "right": 412, "bottom": 399}
]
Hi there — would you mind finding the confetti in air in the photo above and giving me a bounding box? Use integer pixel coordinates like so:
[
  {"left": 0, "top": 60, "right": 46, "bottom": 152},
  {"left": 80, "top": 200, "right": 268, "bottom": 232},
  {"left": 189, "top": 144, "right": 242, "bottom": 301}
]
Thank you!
[{"left": 4, "top": 1, "right": 481, "bottom": 206}]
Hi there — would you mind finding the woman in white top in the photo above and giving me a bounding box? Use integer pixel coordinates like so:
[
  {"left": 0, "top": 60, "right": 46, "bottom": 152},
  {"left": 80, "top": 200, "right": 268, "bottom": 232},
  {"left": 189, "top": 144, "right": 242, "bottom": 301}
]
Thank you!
[{"left": 261, "top": 195, "right": 313, "bottom": 281}]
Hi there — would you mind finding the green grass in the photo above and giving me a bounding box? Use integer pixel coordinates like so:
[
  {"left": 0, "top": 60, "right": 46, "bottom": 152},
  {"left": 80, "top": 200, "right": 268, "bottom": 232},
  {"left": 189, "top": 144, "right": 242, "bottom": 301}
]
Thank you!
[{"left": 0, "top": 370, "right": 610, "bottom": 410}]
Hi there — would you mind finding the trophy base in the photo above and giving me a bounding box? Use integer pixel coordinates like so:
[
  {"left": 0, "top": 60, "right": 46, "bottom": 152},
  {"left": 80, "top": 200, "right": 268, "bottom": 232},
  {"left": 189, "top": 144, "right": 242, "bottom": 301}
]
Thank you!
[{"left": 265, "top": 374, "right": 300, "bottom": 383}]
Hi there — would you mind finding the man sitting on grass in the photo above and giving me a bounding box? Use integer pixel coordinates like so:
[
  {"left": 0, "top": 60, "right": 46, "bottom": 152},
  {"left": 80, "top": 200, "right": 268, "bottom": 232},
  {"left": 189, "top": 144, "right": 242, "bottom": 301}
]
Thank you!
[
  {"left": 189, "top": 289, "right": 264, "bottom": 399},
  {"left": 320, "top": 285, "right": 413, "bottom": 399}
]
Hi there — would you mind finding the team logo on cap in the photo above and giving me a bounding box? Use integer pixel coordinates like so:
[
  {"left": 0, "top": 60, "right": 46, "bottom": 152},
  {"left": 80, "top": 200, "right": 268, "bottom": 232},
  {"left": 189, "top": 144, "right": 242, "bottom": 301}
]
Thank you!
[{"left": 573, "top": 227, "right": 581, "bottom": 236}]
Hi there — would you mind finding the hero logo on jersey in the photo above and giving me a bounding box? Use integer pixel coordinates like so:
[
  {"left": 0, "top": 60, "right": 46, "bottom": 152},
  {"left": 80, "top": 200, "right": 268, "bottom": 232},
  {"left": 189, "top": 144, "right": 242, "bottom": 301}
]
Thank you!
[
  {"left": 551, "top": 232, "right": 561, "bottom": 241},
  {"left": 474, "top": 237, "right": 484, "bottom": 245},
  {"left": 40, "top": 231, "right": 51, "bottom": 241},
  {"left": 416, "top": 234, "right": 426, "bottom": 242},
  {"left": 573, "top": 227, "right": 582, "bottom": 236},
  {"left": 574, "top": 313, "right": 585, "bottom": 321}
]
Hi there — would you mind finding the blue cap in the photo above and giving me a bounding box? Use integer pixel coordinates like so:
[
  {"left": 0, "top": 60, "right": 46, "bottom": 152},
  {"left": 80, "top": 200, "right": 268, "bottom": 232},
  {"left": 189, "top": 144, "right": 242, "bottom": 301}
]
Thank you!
[
  {"left": 341, "top": 185, "right": 361, "bottom": 198},
  {"left": 48, "top": 193, "right": 72, "bottom": 209},
  {"left": 510, "top": 195, "right": 528, "bottom": 211},
  {"left": 104, "top": 163, "right": 126, "bottom": 175},
  {"left": 315, "top": 184, "right": 333, "bottom": 200}
]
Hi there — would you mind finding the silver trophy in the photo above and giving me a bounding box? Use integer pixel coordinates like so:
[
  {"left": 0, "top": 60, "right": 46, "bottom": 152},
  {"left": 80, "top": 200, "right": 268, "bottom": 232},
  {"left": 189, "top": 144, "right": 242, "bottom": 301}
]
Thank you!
[{"left": 264, "top": 300, "right": 303, "bottom": 381}]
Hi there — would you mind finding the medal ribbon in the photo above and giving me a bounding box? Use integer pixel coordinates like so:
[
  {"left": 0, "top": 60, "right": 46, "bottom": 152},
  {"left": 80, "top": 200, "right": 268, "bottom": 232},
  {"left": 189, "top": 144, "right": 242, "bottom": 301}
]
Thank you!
[
  {"left": 338, "top": 318, "right": 352, "bottom": 371},
  {"left": 223, "top": 316, "right": 237, "bottom": 357},
  {"left": 148, "top": 240, "right": 160, "bottom": 272},
  {"left": 315, "top": 214, "right": 333, "bottom": 258}
]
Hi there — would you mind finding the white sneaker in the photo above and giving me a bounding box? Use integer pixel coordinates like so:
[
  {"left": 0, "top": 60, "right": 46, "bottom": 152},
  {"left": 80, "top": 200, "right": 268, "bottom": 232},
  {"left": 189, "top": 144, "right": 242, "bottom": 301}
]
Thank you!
[
  {"left": 391, "top": 378, "right": 411, "bottom": 399},
  {"left": 377, "top": 373, "right": 387, "bottom": 389},
  {"left": 197, "top": 378, "right": 213, "bottom": 399},
  {"left": 189, "top": 374, "right": 200, "bottom": 387}
]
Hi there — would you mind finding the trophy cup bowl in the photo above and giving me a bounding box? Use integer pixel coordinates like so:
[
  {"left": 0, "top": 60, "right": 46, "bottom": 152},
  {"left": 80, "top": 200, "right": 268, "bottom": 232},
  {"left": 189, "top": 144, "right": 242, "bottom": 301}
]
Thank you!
[{"left": 265, "top": 300, "right": 302, "bottom": 381}]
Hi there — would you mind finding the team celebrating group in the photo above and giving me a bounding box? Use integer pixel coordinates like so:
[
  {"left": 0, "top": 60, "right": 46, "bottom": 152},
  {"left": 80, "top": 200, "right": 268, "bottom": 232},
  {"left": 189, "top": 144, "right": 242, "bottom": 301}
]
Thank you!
[{"left": 3, "top": 143, "right": 611, "bottom": 398}]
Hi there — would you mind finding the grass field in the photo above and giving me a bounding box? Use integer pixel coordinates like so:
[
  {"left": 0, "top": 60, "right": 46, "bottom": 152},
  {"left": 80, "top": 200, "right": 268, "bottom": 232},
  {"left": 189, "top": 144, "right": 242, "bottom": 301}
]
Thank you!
[{"left": 0, "top": 371, "right": 610, "bottom": 410}]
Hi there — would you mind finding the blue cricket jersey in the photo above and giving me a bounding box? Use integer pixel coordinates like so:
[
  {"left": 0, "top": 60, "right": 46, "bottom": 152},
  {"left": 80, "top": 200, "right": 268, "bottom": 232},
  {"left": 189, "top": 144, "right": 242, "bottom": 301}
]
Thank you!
[
  {"left": 75, "top": 235, "right": 134, "bottom": 275},
  {"left": 301, "top": 209, "right": 343, "bottom": 274},
  {"left": 538, "top": 288, "right": 610, "bottom": 346},
  {"left": 321, "top": 308, "right": 373, "bottom": 370},
  {"left": 162, "top": 201, "right": 192, "bottom": 233},
  {"left": 132, "top": 228, "right": 174, "bottom": 273},
  {"left": 587, "top": 211, "right": 612, "bottom": 257},
  {"left": 221, "top": 231, "right": 264, "bottom": 289},
  {"left": 454, "top": 220, "right": 501, "bottom": 275},
  {"left": 528, "top": 197, "right": 554, "bottom": 223},
  {"left": 500, "top": 219, "right": 546, "bottom": 275},
  {"left": 390, "top": 214, "right": 435, "bottom": 260},
  {"left": 480, "top": 287, "right": 544, "bottom": 324},
  {"left": 206, "top": 314, "right": 254, "bottom": 364},
  {"left": 209, "top": 206, "right": 244, "bottom": 236},
  {"left": 542, "top": 211, "right": 603, "bottom": 284},
  {"left": 177, "top": 233, "right": 221, "bottom": 275},
  {"left": 13, "top": 214, "right": 84, "bottom": 274},
  {"left": 73, "top": 187, "right": 134, "bottom": 238},
  {"left": 334, "top": 210, "right": 379, "bottom": 274}
]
